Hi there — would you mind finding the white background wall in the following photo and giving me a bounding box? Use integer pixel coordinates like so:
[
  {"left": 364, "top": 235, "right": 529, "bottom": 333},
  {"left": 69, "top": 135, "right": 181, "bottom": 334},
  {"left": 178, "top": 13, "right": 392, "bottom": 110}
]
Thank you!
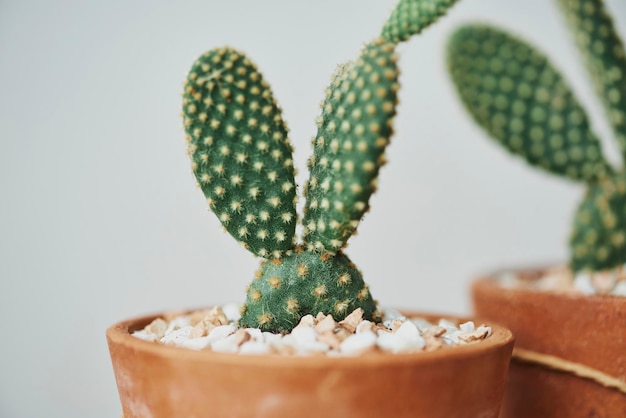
[{"left": 1, "top": 0, "right": 624, "bottom": 417}]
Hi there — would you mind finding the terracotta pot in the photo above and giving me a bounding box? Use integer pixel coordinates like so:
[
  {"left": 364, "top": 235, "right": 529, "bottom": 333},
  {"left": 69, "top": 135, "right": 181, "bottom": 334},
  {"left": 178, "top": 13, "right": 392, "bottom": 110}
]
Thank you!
[
  {"left": 107, "top": 310, "right": 513, "bottom": 418},
  {"left": 472, "top": 270, "right": 626, "bottom": 418}
]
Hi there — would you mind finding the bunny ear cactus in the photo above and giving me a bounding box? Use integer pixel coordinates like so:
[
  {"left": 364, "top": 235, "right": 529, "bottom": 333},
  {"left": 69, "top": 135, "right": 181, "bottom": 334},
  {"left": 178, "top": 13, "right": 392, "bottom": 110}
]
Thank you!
[
  {"left": 182, "top": 0, "right": 459, "bottom": 332},
  {"left": 447, "top": 0, "right": 626, "bottom": 274},
  {"left": 381, "top": 0, "right": 459, "bottom": 43},
  {"left": 556, "top": 0, "right": 626, "bottom": 156},
  {"left": 447, "top": 26, "right": 612, "bottom": 181},
  {"left": 302, "top": 0, "right": 460, "bottom": 253},
  {"left": 183, "top": 48, "right": 297, "bottom": 260},
  {"left": 301, "top": 40, "right": 399, "bottom": 253}
]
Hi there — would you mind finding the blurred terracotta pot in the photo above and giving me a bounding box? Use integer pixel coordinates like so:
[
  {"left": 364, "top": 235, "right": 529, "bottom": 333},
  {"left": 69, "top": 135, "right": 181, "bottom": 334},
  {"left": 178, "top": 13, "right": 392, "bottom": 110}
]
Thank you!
[
  {"left": 472, "top": 271, "right": 626, "bottom": 418},
  {"left": 107, "top": 310, "right": 513, "bottom": 418}
]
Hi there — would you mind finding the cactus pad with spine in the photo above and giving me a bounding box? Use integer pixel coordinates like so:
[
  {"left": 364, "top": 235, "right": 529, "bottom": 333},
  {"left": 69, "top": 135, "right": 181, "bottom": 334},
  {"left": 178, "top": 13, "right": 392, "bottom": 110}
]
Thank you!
[
  {"left": 381, "top": 0, "right": 460, "bottom": 43},
  {"left": 556, "top": 0, "right": 626, "bottom": 157},
  {"left": 182, "top": 47, "right": 297, "bottom": 259},
  {"left": 570, "top": 173, "right": 626, "bottom": 272},
  {"left": 302, "top": 40, "right": 399, "bottom": 253},
  {"left": 241, "top": 248, "right": 378, "bottom": 332},
  {"left": 447, "top": 25, "right": 611, "bottom": 182}
]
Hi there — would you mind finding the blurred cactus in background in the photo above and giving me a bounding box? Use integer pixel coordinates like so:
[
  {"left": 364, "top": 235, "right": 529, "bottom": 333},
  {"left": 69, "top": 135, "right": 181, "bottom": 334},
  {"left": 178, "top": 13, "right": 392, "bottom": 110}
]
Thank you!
[
  {"left": 181, "top": 0, "right": 458, "bottom": 332},
  {"left": 447, "top": 0, "right": 626, "bottom": 274}
]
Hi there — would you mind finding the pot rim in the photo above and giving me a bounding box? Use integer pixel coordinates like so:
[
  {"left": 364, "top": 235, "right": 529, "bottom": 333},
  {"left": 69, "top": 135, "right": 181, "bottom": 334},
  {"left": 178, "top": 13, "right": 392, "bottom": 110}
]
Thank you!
[
  {"left": 107, "top": 309, "right": 514, "bottom": 369},
  {"left": 473, "top": 266, "right": 626, "bottom": 304}
]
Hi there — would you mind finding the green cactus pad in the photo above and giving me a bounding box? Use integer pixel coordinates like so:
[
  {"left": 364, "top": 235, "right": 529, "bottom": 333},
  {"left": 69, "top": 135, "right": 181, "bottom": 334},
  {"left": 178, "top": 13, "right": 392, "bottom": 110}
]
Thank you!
[
  {"left": 447, "top": 24, "right": 612, "bottom": 182},
  {"left": 381, "top": 0, "right": 459, "bottom": 44},
  {"left": 240, "top": 248, "right": 378, "bottom": 332},
  {"left": 302, "top": 40, "right": 399, "bottom": 253},
  {"left": 182, "top": 47, "right": 297, "bottom": 259},
  {"left": 570, "top": 172, "right": 626, "bottom": 272},
  {"left": 556, "top": 0, "right": 626, "bottom": 157}
]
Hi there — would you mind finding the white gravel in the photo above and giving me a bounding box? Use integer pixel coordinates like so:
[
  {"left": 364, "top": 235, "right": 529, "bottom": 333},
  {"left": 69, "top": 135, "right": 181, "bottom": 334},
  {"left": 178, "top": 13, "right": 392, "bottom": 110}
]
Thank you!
[
  {"left": 497, "top": 264, "right": 626, "bottom": 296},
  {"left": 132, "top": 305, "right": 492, "bottom": 356}
]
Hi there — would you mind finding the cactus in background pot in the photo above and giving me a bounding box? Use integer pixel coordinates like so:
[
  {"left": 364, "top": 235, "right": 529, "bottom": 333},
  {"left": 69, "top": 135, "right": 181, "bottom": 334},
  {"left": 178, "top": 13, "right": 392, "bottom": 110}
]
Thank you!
[
  {"left": 446, "top": 0, "right": 626, "bottom": 279},
  {"left": 181, "top": 0, "right": 459, "bottom": 332}
]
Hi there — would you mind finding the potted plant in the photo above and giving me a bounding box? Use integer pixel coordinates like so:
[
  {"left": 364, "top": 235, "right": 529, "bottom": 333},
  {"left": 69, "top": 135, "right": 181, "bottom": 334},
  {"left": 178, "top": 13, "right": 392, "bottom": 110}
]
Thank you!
[
  {"left": 107, "top": 0, "right": 514, "bottom": 417},
  {"left": 446, "top": 0, "right": 626, "bottom": 416}
]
